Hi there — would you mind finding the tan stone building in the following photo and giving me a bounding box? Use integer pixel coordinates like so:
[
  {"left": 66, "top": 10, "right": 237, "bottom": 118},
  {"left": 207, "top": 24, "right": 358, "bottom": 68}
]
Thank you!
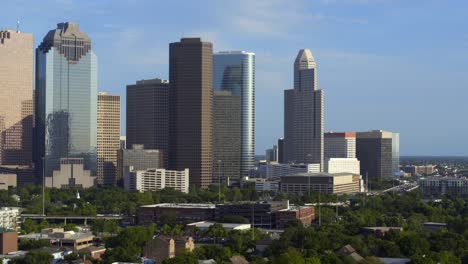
[
  {"left": 280, "top": 172, "right": 362, "bottom": 195},
  {"left": 45, "top": 158, "right": 96, "bottom": 188},
  {"left": 143, "top": 236, "right": 194, "bottom": 263},
  {"left": 0, "top": 30, "right": 33, "bottom": 166},
  {"left": 97, "top": 92, "right": 121, "bottom": 186}
]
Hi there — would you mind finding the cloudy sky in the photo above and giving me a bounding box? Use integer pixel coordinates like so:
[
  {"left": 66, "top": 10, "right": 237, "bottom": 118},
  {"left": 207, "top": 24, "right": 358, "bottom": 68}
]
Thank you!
[{"left": 3, "top": 0, "right": 468, "bottom": 156}]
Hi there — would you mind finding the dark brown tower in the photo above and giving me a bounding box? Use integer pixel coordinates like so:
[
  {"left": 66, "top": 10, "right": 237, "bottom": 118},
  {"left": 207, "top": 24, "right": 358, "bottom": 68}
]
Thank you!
[
  {"left": 126, "top": 79, "right": 170, "bottom": 168},
  {"left": 169, "top": 38, "right": 213, "bottom": 188}
]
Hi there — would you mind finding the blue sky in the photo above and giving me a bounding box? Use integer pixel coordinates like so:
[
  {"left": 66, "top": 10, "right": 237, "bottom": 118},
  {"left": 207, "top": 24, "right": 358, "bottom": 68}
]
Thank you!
[{"left": 3, "top": 0, "right": 468, "bottom": 156}]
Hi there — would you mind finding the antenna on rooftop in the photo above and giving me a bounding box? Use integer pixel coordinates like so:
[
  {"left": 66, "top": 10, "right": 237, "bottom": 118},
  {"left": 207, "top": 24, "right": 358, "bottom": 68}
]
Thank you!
[{"left": 16, "top": 18, "right": 20, "bottom": 33}]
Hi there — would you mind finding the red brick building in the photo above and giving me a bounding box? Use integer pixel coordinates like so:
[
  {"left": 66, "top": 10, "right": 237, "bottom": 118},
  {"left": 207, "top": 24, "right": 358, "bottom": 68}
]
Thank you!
[
  {"left": 137, "top": 203, "right": 216, "bottom": 225},
  {"left": 0, "top": 231, "right": 17, "bottom": 254},
  {"left": 276, "top": 206, "right": 315, "bottom": 229}
]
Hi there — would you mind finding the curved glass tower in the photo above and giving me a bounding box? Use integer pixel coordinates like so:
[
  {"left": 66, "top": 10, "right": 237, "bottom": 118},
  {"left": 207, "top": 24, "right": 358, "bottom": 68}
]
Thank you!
[
  {"left": 35, "top": 22, "right": 98, "bottom": 178},
  {"left": 213, "top": 51, "right": 255, "bottom": 177}
]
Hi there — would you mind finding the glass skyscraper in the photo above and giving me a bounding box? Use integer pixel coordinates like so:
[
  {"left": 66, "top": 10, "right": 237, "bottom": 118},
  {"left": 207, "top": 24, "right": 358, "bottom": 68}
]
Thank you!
[
  {"left": 35, "top": 22, "right": 98, "bottom": 178},
  {"left": 213, "top": 51, "right": 255, "bottom": 177}
]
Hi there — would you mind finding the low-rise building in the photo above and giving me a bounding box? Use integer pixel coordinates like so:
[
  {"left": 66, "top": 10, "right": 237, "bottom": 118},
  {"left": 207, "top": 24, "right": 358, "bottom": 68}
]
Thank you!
[
  {"left": 0, "top": 165, "right": 35, "bottom": 187},
  {"left": 0, "top": 207, "right": 20, "bottom": 231},
  {"left": 258, "top": 162, "right": 320, "bottom": 179},
  {"left": 401, "top": 165, "right": 436, "bottom": 176},
  {"left": 124, "top": 168, "right": 189, "bottom": 193},
  {"left": 362, "top": 227, "right": 403, "bottom": 237},
  {"left": 45, "top": 158, "right": 96, "bottom": 188},
  {"left": 423, "top": 222, "right": 447, "bottom": 232},
  {"left": 0, "top": 230, "right": 17, "bottom": 254},
  {"left": 137, "top": 203, "right": 216, "bottom": 225},
  {"left": 19, "top": 228, "right": 94, "bottom": 250},
  {"left": 0, "top": 174, "right": 16, "bottom": 190},
  {"left": 187, "top": 221, "right": 251, "bottom": 231},
  {"left": 325, "top": 158, "right": 360, "bottom": 175},
  {"left": 143, "top": 236, "right": 194, "bottom": 263},
  {"left": 419, "top": 176, "right": 468, "bottom": 197},
  {"left": 240, "top": 177, "right": 279, "bottom": 192},
  {"left": 280, "top": 172, "right": 362, "bottom": 195},
  {"left": 276, "top": 206, "right": 315, "bottom": 229},
  {"left": 137, "top": 200, "right": 313, "bottom": 229}
]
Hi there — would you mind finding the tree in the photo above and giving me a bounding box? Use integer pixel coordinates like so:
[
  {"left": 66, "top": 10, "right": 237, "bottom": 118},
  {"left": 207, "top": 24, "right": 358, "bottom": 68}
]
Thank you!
[
  {"left": 21, "top": 219, "right": 37, "bottom": 234},
  {"left": 272, "top": 248, "right": 306, "bottom": 264},
  {"left": 63, "top": 223, "right": 78, "bottom": 232},
  {"left": 162, "top": 251, "right": 198, "bottom": 264},
  {"left": 206, "top": 223, "right": 227, "bottom": 244},
  {"left": 10, "top": 251, "right": 53, "bottom": 264}
]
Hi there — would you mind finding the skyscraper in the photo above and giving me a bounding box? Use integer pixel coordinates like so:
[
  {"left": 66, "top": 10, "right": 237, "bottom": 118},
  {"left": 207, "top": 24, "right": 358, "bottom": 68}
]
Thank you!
[
  {"left": 213, "top": 51, "right": 255, "bottom": 177},
  {"left": 126, "top": 78, "right": 170, "bottom": 167},
  {"left": 277, "top": 138, "right": 284, "bottom": 163},
  {"left": 324, "top": 132, "right": 356, "bottom": 161},
  {"left": 0, "top": 30, "right": 33, "bottom": 166},
  {"left": 284, "top": 49, "right": 324, "bottom": 169},
  {"left": 356, "top": 130, "right": 393, "bottom": 180},
  {"left": 392, "top": 133, "right": 400, "bottom": 176},
  {"left": 213, "top": 91, "right": 241, "bottom": 184},
  {"left": 97, "top": 92, "right": 120, "bottom": 186},
  {"left": 169, "top": 38, "right": 213, "bottom": 188},
  {"left": 35, "top": 22, "right": 98, "bottom": 178}
]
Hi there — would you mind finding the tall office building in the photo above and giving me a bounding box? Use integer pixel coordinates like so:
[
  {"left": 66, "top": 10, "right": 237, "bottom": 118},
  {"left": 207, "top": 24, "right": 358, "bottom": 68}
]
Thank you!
[
  {"left": 169, "top": 38, "right": 213, "bottom": 188},
  {"left": 277, "top": 138, "right": 284, "bottom": 163},
  {"left": 284, "top": 49, "right": 324, "bottom": 169},
  {"left": 97, "top": 92, "right": 120, "bottom": 186},
  {"left": 213, "top": 91, "right": 241, "bottom": 184},
  {"left": 213, "top": 51, "right": 255, "bottom": 177},
  {"left": 35, "top": 22, "right": 98, "bottom": 178},
  {"left": 392, "top": 133, "right": 400, "bottom": 176},
  {"left": 0, "top": 30, "right": 33, "bottom": 166},
  {"left": 117, "top": 144, "right": 164, "bottom": 183},
  {"left": 324, "top": 132, "right": 356, "bottom": 161},
  {"left": 126, "top": 78, "right": 170, "bottom": 168},
  {"left": 356, "top": 130, "right": 393, "bottom": 180}
]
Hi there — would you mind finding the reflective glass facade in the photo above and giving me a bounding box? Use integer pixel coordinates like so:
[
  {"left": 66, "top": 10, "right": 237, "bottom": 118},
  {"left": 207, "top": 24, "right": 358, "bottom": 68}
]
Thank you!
[
  {"left": 213, "top": 51, "right": 255, "bottom": 177},
  {"left": 36, "top": 23, "right": 97, "bottom": 178}
]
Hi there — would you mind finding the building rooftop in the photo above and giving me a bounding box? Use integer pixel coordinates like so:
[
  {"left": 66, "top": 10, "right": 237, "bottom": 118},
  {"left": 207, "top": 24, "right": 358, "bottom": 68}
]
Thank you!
[
  {"left": 187, "top": 221, "right": 251, "bottom": 230},
  {"left": 215, "top": 51, "right": 255, "bottom": 55},
  {"left": 287, "top": 172, "right": 359, "bottom": 177},
  {"left": 140, "top": 203, "right": 216, "bottom": 209}
]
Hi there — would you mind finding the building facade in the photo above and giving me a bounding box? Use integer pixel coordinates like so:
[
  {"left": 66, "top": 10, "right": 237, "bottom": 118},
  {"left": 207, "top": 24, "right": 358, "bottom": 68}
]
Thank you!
[
  {"left": 213, "top": 91, "right": 241, "bottom": 184},
  {"left": 97, "top": 92, "right": 120, "bottom": 186},
  {"left": 392, "top": 132, "right": 400, "bottom": 176},
  {"left": 280, "top": 172, "right": 362, "bottom": 195},
  {"left": 325, "top": 158, "right": 360, "bottom": 175},
  {"left": 45, "top": 158, "right": 95, "bottom": 188},
  {"left": 213, "top": 51, "right": 255, "bottom": 177},
  {"left": 419, "top": 177, "right": 468, "bottom": 197},
  {"left": 259, "top": 162, "right": 320, "bottom": 179},
  {"left": 0, "top": 30, "right": 33, "bottom": 166},
  {"left": 356, "top": 130, "right": 393, "bottom": 180},
  {"left": 284, "top": 49, "right": 324, "bottom": 169},
  {"left": 277, "top": 138, "right": 284, "bottom": 163},
  {"left": 126, "top": 78, "right": 170, "bottom": 168},
  {"left": 116, "top": 144, "right": 163, "bottom": 183},
  {"left": 169, "top": 38, "right": 213, "bottom": 188},
  {"left": 35, "top": 23, "right": 98, "bottom": 179},
  {"left": 324, "top": 132, "right": 356, "bottom": 161},
  {"left": 124, "top": 168, "right": 189, "bottom": 193}
]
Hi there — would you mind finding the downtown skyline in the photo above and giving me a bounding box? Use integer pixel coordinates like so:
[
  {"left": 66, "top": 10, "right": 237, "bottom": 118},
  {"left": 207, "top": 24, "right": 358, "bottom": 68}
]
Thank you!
[{"left": 2, "top": 0, "right": 468, "bottom": 156}]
